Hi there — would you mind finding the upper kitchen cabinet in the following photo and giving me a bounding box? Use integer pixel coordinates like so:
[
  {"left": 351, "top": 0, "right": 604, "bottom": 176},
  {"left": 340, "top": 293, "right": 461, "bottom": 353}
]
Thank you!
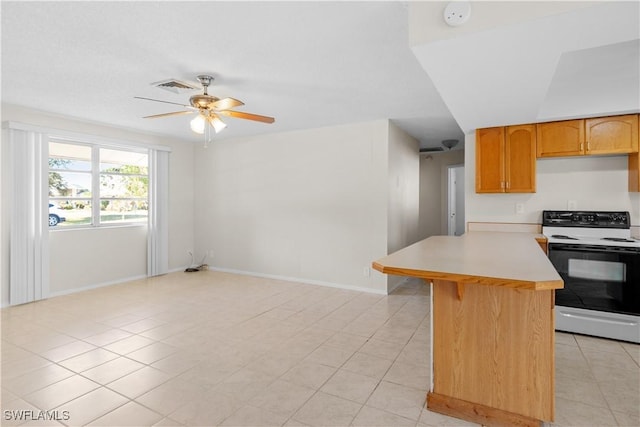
[
  {"left": 586, "top": 115, "right": 638, "bottom": 155},
  {"left": 629, "top": 116, "right": 640, "bottom": 192},
  {"left": 476, "top": 125, "right": 536, "bottom": 193},
  {"left": 536, "top": 119, "right": 584, "bottom": 157},
  {"left": 505, "top": 125, "right": 536, "bottom": 192},
  {"left": 476, "top": 127, "right": 504, "bottom": 193},
  {"left": 629, "top": 151, "right": 639, "bottom": 192},
  {"left": 537, "top": 114, "right": 639, "bottom": 158}
]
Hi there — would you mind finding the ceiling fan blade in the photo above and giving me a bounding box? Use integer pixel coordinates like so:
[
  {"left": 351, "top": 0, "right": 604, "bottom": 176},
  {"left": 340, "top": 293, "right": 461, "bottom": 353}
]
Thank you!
[
  {"left": 134, "top": 96, "right": 194, "bottom": 109},
  {"left": 218, "top": 110, "right": 275, "bottom": 124},
  {"left": 211, "top": 97, "right": 244, "bottom": 111},
  {"left": 143, "top": 110, "right": 194, "bottom": 119}
]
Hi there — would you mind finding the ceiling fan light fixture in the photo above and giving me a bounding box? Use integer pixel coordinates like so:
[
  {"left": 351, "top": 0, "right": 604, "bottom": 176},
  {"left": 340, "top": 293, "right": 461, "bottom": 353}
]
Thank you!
[
  {"left": 190, "top": 114, "right": 205, "bottom": 134},
  {"left": 442, "top": 139, "right": 459, "bottom": 150},
  {"left": 210, "top": 116, "right": 227, "bottom": 133}
]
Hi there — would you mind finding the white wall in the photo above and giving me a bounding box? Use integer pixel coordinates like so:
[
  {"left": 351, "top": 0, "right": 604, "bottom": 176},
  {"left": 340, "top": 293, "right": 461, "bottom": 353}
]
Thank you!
[
  {"left": 49, "top": 226, "right": 147, "bottom": 294},
  {"left": 464, "top": 131, "right": 640, "bottom": 227},
  {"left": 194, "top": 120, "right": 391, "bottom": 294},
  {"left": 387, "top": 122, "right": 420, "bottom": 253},
  {"left": 387, "top": 122, "right": 420, "bottom": 290},
  {"left": 1, "top": 104, "right": 195, "bottom": 304},
  {"left": 418, "top": 149, "right": 465, "bottom": 240}
]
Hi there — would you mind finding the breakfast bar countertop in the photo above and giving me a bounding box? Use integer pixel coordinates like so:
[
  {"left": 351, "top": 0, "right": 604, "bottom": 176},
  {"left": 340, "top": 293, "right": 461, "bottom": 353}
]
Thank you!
[{"left": 373, "top": 231, "right": 563, "bottom": 291}]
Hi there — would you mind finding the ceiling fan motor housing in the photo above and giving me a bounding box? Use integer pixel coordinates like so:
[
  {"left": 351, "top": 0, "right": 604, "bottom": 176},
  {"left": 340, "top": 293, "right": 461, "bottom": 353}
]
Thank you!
[{"left": 190, "top": 94, "right": 219, "bottom": 109}]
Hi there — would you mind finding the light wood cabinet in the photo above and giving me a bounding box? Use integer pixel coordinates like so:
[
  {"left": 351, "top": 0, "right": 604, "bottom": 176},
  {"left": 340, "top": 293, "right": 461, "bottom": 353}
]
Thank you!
[
  {"left": 476, "top": 125, "right": 536, "bottom": 193},
  {"left": 629, "top": 152, "right": 639, "bottom": 192},
  {"left": 536, "top": 119, "right": 584, "bottom": 157},
  {"left": 630, "top": 116, "right": 640, "bottom": 192},
  {"left": 475, "top": 127, "right": 504, "bottom": 193},
  {"left": 587, "top": 115, "right": 638, "bottom": 155},
  {"left": 537, "top": 114, "right": 638, "bottom": 158}
]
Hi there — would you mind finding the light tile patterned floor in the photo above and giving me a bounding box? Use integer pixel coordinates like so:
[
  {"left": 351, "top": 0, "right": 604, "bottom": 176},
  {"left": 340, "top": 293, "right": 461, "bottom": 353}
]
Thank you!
[{"left": 1, "top": 271, "right": 638, "bottom": 426}]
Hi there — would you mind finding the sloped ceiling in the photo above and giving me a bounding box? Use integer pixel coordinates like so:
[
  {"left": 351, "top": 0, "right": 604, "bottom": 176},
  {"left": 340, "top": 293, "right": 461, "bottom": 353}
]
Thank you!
[
  {"left": 3, "top": 2, "right": 637, "bottom": 150},
  {"left": 411, "top": 2, "right": 640, "bottom": 133},
  {"left": 1, "top": 1, "right": 464, "bottom": 149}
]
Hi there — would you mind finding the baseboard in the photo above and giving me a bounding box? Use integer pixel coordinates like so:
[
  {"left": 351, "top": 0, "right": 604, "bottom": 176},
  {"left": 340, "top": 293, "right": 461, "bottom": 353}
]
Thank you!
[
  {"left": 209, "top": 266, "right": 388, "bottom": 295},
  {"left": 168, "top": 265, "right": 191, "bottom": 274},
  {"left": 426, "top": 392, "right": 543, "bottom": 427},
  {"left": 48, "top": 274, "right": 148, "bottom": 299},
  {"left": 387, "top": 277, "right": 410, "bottom": 294}
]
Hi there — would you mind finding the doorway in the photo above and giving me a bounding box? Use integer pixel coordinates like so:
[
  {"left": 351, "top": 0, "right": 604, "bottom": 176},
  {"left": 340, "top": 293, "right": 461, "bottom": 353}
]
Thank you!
[{"left": 447, "top": 164, "right": 465, "bottom": 236}]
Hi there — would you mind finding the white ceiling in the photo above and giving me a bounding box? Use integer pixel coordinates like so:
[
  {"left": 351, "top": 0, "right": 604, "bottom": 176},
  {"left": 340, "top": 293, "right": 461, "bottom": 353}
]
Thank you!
[
  {"left": 412, "top": 2, "right": 639, "bottom": 133},
  {"left": 2, "top": 2, "right": 638, "bottom": 152},
  {"left": 1, "top": 1, "right": 464, "bottom": 149}
]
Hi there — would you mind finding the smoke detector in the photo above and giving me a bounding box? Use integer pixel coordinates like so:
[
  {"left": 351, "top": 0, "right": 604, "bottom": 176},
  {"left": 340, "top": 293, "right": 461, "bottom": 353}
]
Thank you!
[{"left": 444, "top": 1, "right": 471, "bottom": 27}]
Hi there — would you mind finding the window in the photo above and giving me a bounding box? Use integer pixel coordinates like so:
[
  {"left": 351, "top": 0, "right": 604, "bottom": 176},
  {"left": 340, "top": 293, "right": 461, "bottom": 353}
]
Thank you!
[{"left": 49, "top": 140, "right": 148, "bottom": 227}]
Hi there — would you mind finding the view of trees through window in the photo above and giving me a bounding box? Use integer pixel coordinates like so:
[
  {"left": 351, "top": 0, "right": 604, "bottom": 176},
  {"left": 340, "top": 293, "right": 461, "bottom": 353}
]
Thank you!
[{"left": 48, "top": 141, "right": 149, "bottom": 227}]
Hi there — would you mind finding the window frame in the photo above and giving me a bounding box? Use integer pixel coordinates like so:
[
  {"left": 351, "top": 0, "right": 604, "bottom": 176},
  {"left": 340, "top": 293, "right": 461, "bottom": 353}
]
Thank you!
[{"left": 48, "top": 137, "right": 150, "bottom": 229}]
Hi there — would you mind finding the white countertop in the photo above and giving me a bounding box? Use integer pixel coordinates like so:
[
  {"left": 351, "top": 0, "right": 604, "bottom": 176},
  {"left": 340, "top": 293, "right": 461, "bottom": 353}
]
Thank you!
[{"left": 373, "top": 231, "right": 563, "bottom": 290}]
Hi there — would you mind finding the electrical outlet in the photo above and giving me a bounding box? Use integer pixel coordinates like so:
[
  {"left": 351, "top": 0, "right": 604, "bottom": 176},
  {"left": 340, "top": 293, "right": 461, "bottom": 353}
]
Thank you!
[
  {"left": 208, "top": 250, "right": 215, "bottom": 259},
  {"left": 515, "top": 203, "right": 525, "bottom": 214},
  {"left": 363, "top": 267, "right": 371, "bottom": 277},
  {"left": 567, "top": 200, "right": 577, "bottom": 210}
]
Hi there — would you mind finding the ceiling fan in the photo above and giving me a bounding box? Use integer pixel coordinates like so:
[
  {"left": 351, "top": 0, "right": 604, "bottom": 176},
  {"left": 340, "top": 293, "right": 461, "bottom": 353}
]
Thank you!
[{"left": 135, "top": 75, "right": 274, "bottom": 145}]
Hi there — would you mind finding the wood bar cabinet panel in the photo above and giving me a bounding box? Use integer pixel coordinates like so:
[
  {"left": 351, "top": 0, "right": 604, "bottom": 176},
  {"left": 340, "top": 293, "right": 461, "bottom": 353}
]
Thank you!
[
  {"left": 372, "top": 233, "right": 563, "bottom": 427},
  {"left": 430, "top": 280, "right": 554, "bottom": 425}
]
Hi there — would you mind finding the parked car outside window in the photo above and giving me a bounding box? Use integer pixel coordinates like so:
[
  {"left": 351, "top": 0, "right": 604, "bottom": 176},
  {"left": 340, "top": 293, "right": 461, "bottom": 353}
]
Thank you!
[{"left": 49, "top": 203, "right": 66, "bottom": 226}]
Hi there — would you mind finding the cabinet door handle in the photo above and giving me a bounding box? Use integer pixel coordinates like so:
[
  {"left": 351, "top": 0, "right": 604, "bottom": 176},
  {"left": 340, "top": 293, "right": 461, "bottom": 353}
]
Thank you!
[
  {"left": 580, "top": 142, "right": 584, "bottom": 151},
  {"left": 587, "top": 141, "right": 590, "bottom": 151},
  {"left": 501, "top": 181, "right": 505, "bottom": 189},
  {"left": 506, "top": 181, "right": 510, "bottom": 189}
]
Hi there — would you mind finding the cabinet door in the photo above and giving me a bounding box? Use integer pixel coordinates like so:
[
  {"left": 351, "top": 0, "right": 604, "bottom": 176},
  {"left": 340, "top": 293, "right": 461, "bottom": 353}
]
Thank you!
[
  {"left": 536, "top": 120, "right": 584, "bottom": 158},
  {"left": 506, "top": 125, "right": 536, "bottom": 193},
  {"left": 476, "top": 127, "right": 505, "bottom": 193},
  {"left": 586, "top": 114, "right": 639, "bottom": 155}
]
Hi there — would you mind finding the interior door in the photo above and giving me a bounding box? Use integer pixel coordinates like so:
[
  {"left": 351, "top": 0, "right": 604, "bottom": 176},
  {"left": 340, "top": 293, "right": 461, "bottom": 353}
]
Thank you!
[{"left": 448, "top": 165, "right": 465, "bottom": 236}]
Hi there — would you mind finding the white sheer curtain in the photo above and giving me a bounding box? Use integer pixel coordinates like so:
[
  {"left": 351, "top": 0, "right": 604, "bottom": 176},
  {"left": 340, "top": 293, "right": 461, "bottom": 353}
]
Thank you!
[
  {"left": 3, "top": 121, "right": 170, "bottom": 304},
  {"left": 5, "top": 125, "right": 49, "bottom": 305},
  {"left": 148, "top": 149, "right": 169, "bottom": 276}
]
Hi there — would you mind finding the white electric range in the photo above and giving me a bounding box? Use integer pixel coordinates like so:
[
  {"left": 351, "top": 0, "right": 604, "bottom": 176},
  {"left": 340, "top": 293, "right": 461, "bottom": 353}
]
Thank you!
[{"left": 542, "top": 210, "right": 640, "bottom": 343}]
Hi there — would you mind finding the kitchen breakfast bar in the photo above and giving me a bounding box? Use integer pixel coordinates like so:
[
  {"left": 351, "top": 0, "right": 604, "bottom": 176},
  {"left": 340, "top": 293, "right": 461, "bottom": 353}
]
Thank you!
[{"left": 373, "top": 232, "right": 563, "bottom": 427}]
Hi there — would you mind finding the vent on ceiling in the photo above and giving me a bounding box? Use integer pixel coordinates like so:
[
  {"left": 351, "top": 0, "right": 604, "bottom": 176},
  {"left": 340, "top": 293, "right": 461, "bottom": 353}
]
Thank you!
[
  {"left": 151, "top": 78, "right": 200, "bottom": 94},
  {"left": 420, "top": 147, "right": 444, "bottom": 153}
]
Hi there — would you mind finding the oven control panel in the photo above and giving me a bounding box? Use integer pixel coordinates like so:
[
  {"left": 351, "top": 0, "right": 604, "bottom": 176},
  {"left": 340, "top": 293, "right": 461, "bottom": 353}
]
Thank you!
[{"left": 542, "top": 211, "right": 630, "bottom": 229}]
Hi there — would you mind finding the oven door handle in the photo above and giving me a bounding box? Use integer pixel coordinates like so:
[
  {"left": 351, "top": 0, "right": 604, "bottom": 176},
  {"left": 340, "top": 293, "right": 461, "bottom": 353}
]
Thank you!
[{"left": 549, "top": 243, "right": 640, "bottom": 254}]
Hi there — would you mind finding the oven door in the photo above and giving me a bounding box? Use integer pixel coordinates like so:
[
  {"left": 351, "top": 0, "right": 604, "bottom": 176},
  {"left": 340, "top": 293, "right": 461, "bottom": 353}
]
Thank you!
[{"left": 548, "top": 243, "right": 640, "bottom": 316}]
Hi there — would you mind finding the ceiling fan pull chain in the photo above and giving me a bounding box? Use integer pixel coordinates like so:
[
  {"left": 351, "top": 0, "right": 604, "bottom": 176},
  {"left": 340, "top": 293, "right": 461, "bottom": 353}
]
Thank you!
[{"left": 204, "top": 119, "right": 213, "bottom": 148}]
